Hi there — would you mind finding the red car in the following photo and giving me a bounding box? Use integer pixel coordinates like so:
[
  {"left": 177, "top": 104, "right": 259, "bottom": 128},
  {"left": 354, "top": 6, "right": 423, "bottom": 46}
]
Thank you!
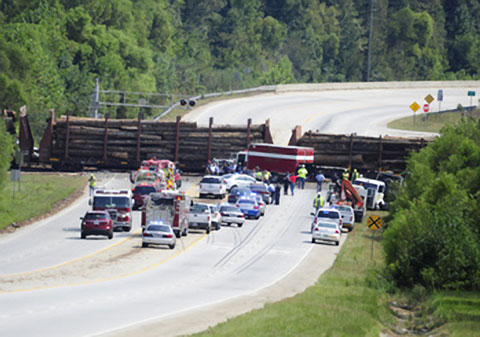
[
  {"left": 80, "top": 211, "right": 113, "bottom": 239},
  {"left": 132, "top": 183, "right": 159, "bottom": 210}
]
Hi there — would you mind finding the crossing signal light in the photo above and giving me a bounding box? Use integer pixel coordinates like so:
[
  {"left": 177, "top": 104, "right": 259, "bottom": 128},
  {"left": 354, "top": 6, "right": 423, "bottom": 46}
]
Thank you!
[
  {"left": 189, "top": 100, "right": 196, "bottom": 107},
  {"left": 180, "top": 99, "right": 195, "bottom": 107},
  {"left": 180, "top": 99, "right": 187, "bottom": 106}
]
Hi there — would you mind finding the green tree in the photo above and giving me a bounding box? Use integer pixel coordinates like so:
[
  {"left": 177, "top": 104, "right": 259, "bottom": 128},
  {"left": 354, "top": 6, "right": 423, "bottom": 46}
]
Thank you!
[{"left": 0, "top": 120, "right": 15, "bottom": 188}]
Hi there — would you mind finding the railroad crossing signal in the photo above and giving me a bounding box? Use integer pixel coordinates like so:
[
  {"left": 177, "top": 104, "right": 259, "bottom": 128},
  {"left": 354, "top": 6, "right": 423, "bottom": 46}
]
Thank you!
[
  {"left": 410, "top": 102, "right": 420, "bottom": 112},
  {"left": 367, "top": 215, "right": 382, "bottom": 230},
  {"left": 425, "top": 94, "right": 434, "bottom": 104}
]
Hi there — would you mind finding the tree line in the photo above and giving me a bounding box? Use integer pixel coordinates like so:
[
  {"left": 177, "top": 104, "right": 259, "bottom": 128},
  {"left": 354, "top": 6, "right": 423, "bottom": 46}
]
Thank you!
[{"left": 1, "top": 0, "right": 480, "bottom": 135}]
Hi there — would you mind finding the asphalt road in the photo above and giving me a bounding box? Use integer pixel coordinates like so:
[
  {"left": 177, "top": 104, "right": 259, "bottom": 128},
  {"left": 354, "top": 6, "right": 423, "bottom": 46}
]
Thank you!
[{"left": 184, "top": 87, "right": 473, "bottom": 144}]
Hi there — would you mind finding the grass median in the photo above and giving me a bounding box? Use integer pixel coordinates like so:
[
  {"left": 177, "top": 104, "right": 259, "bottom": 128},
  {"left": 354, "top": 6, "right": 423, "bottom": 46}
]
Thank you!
[
  {"left": 0, "top": 172, "right": 87, "bottom": 231},
  {"left": 193, "top": 211, "right": 394, "bottom": 337}
]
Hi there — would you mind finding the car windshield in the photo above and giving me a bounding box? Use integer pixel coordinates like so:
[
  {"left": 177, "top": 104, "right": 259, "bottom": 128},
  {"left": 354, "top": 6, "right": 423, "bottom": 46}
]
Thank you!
[
  {"left": 93, "top": 196, "right": 130, "bottom": 208},
  {"left": 220, "top": 206, "right": 240, "bottom": 212},
  {"left": 250, "top": 185, "right": 267, "bottom": 192},
  {"left": 134, "top": 186, "right": 156, "bottom": 194},
  {"left": 149, "top": 197, "right": 174, "bottom": 206},
  {"left": 333, "top": 206, "right": 351, "bottom": 212},
  {"left": 230, "top": 188, "right": 249, "bottom": 195},
  {"left": 84, "top": 213, "right": 108, "bottom": 220},
  {"left": 238, "top": 199, "right": 254, "bottom": 204},
  {"left": 317, "top": 222, "right": 337, "bottom": 229},
  {"left": 191, "top": 204, "right": 209, "bottom": 213},
  {"left": 201, "top": 177, "right": 221, "bottom": 184},
  {"left": 147, "top": 225, "right": 171, "bottom": 232},
  {"left": 317, "top": 210, "right": 339, "bottom": 219}
]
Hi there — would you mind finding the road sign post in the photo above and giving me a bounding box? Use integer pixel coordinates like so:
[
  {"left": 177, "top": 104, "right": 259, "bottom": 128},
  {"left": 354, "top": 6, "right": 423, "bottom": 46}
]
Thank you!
[
  {"left": 410, "top": 102, "right": 420, "bottom": 125},
  {"left": 367, "top": 215, "right": 382, "bottom": 259},
  {"left": 438, "top": 89, "right": 443, "bottom": 117},
  {"left": 468, "top": 90, "right": 476, "bottom": 112}
]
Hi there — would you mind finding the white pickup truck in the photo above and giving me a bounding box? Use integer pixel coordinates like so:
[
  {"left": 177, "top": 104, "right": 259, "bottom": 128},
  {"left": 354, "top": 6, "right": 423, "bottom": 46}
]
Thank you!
[{"left": 188, "top": 203, "right": 212, "bottom": 234}]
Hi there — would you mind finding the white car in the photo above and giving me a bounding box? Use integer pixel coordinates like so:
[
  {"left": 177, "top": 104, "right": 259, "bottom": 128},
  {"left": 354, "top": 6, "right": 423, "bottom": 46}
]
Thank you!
[
  {"left": 312, "top": 221, "right": 341, "bottom": 246},
  {"left": 219, "top": 204, "right": 245, "bottom": 227},
  {"left": 142, "top": 222, "right": 176, "bottom": 249},
  {"left": 225, "top": 174, "right": 257, "bottom": 191},
  {"left": 311, "top": 208, "right": 343, "bottom": 231},
  {"left": 188, "top": 203, "right": 212, "bottom": 233},
  {"left": 331, "top": 204, "right": 355, "bottom": 232},
  {"left": 209, "top": 204, "right": 222, "bottom": 230},
  {"left": 199, "top": 175, "right": 227, "bottom": 199}
]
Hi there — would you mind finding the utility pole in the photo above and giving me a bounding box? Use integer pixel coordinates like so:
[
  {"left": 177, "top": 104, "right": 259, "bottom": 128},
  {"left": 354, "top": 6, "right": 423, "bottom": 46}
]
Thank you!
[{"left": 366, "top": 0, "right": 375, "bottom": 82}]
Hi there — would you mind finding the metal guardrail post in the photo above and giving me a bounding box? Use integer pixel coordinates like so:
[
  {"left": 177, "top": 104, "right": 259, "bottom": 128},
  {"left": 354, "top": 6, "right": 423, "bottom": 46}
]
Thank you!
[
  {"left": 208, "top": 117, "right": 213, "bottom": 162},
  {"left": 103, "top": 113, "right": 110, "bottom": 162},
  {"left": 175, "top": 116, "right": 181, "bottom": 163}
]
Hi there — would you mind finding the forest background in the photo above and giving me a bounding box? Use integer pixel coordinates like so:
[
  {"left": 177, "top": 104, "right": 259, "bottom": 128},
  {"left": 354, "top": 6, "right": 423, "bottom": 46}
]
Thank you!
[{"left": 1, "top": 0, "right": 480, "bottom": 138}]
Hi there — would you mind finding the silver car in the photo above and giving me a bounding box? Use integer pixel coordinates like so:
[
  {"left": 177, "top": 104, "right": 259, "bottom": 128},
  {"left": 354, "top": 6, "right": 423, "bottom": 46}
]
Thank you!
[
  {"left": 331, "top": 204, "right": 355, "bottom": 232},
  {"left": 219, "top": 204, "right": 245, "bottom": 227},
  {"left": 312, "top": 221, "right": 341, "bottom": 246},
  {"left": 142, "top": 222, "right": 176, "bottom": 249},
  {"left": 311, "top": 208, "right": 343, "bottom": 231},
  {"left": 209, "top": 204, "right": 222, "bottom": 230}
]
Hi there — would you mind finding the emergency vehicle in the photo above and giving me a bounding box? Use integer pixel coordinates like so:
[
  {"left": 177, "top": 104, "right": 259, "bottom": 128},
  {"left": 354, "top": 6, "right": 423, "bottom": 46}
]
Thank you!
[
  {"left": 237, "top": 143, "right": 314, "bottom": 174},
  {"left": 141, "top": 190, "right": 190, "bottom": 238},
  {"left": 90, "top": 189, "right": 133, "bottom": 232}
]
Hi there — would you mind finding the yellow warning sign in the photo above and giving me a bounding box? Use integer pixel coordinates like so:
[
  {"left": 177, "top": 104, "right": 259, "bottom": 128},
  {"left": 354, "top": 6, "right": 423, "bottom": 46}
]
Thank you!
[
  {"left": 425, "top": 94, "right": 434, "bottom": 104},
  {"left": 410, "top": 102, "right": 420, "bottom": 112},
  {"left": 367, "top": 215, "right": 383, "bottom": 230}
]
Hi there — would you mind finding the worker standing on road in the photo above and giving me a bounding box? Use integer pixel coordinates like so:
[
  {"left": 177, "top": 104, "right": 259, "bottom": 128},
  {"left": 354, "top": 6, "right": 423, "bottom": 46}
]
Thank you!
[
  {"left": 315, "top": 171, "right": 325, "bottom": 192},
  {"left": 351, "top": 168, "right": 359, "bottom": 182},
  {"left": 274, "top": 182, "right": 281, "bottom": 205},
  {"left": 289, "top": 173, "right": 297, "bottom": 196},
  {"left": 342, "top": 168, "right": 350, "bottom": 181},
  {"left": 89, "top": 173, "right": 96, "bottom": 196},
  {"left": 297, "top": 165, "right": 308, "bottom": 189},
  {"left": 313, "top": 192, "right": 325, "bottom": 213},
  {"left": 283, "top": 174, "right": 290, "bottom": 195}
]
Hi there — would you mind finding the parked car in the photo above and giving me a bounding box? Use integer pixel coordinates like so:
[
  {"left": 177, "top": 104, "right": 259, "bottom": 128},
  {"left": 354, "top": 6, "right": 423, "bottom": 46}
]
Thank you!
[
  {"left": 236, "top": 197, "right": 261, "bottom": 219},
  {"left": 80, "top": 211, "right": 113, "bottom": 239},
  {"left": 331, "top": 204, "right": 355, "bottom": 232},
  {"left": 228, "top": 186, "right": 252, "bottom": 204},
  {"left": 142, "top": 222, "right": 176, "bottom": 249},
  {"left": 219, "top": 204, "right": 245, "bottom": 227},
  {"left": 188, "top": 203, "right": 212, "bottom": 233},
  {"left": 248, "top": 183, "right": 272, "bottom": 204},
  {"left": 209, "top": 204, "right": 222, "bottom": 230},
  {"left": 199, "top": 175, "right": 227, "bottom": 199},
  {"left": 225, "top": 174, "right": 257, "bottom": 191},
  {"left": 312, "top": 221, "right": 341, "bottom": 246},
  {"left": 244, "top": 193, "right": 266, "bottom": 216},
  {"left": 311, "top": 208, "right": 343, "bottom": 231}
]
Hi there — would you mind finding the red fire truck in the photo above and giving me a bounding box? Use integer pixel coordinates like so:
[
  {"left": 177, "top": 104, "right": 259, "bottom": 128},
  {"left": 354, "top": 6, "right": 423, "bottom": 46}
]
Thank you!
[
  {"left": 237, "top": 143, "right": 314, "bottom": 174},
  {"left": 141, "top": 190, "right": 190, "bottom": 238}
]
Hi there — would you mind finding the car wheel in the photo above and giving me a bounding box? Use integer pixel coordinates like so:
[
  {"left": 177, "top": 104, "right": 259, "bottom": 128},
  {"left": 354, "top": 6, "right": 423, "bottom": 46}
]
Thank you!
[
  {"left": 311, "top": 238, "right": 315, "bottom": 244},
  {"left": 206, "top": 226, "right": 211, "bottom": 234},
  {"left": 348, "top": 226, "right": 353, "bottom": 232},
  {"left": 182, "top": 227, "right": 188, "bottom": 236},
  {"left": 174, "top": 230, "right": 181, "bottom": 238},
  {"left": 108, "top": 232, "right": 113, "bottom": 239},
  {"left": 169, "top": 244, "right": 175, "bottom": 249},
  {"left": 142, "top": 242, "right": 148, "bottom": 248},
  {"left": 255, "top": 214, "right": 260, "bottom": 220},
  {"left": 199, "top": 193, "right": 205, "bottom": 199},
  {"left": 124, "top": 227, "right": 131, "bottom": 232},
  {"left": 81, "top": 232, "right": 86, "bottom": 239},
  {"left": 238, "top": 223, "right": 243, "bottom": 227},
  {"left": 335, "top": 241, "right": 339, "bottom": 246}
]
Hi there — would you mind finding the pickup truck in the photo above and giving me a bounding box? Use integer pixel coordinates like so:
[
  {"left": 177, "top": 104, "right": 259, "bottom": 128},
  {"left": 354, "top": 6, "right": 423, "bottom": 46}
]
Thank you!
[{"left": 188, "top": 203, "right": 212, "bottom": 234}]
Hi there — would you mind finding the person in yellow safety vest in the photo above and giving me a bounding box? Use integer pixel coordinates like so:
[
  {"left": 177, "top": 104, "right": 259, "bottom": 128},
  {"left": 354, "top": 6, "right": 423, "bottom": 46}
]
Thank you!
[
  {"left": 342, "top": 168, "right": 350, "bottom": 181},
  {"left": 255, "top": 168, "right": 263, "bottom": 181},
  {"left": 263, "top": 170, "right": 271, "bottom": 183},
  {"left": 89, "top": 173, "right": 96, "bottom": 196},
  {"left": 313, "top": 192, "right": 325, "bottom": 212},
  {"left": 297, "top": 165, "right": 308, "bottom": 189},
  {"left": 351, "top": 168, "right": 359, "bottom": 182}
]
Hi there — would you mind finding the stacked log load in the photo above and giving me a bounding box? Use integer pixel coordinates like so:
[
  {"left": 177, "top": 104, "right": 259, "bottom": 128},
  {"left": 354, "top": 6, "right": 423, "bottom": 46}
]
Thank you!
[
  {"left": 51, "top": 116, "right": 267, "bottom": 171},
  {"left": 296, "top": 131, "right": 428, "bottom": 173}
]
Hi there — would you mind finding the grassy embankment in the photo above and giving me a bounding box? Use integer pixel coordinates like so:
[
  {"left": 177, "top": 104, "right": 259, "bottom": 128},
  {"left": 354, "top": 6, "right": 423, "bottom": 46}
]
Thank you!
[
  {"left": 193, "top": 211, "right": 395, "bottom": 337},
  {"left": 0, "top": 173, "right": 87, "bottom": 230},
  {"left": 387, "top": 109, "right": 480, "bottom": 133}
]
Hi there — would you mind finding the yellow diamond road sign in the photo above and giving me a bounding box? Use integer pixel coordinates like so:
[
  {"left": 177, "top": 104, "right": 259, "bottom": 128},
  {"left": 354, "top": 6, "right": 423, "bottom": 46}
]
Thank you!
[
  {"left": 410, "top": 102, "right": 420, "bottom": 112},
  {"left": 425, "top": 94, "right": 435, "bottom": 104},
  {"left": 367, "top": 215, "right": 383, "bottom": 230}
]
